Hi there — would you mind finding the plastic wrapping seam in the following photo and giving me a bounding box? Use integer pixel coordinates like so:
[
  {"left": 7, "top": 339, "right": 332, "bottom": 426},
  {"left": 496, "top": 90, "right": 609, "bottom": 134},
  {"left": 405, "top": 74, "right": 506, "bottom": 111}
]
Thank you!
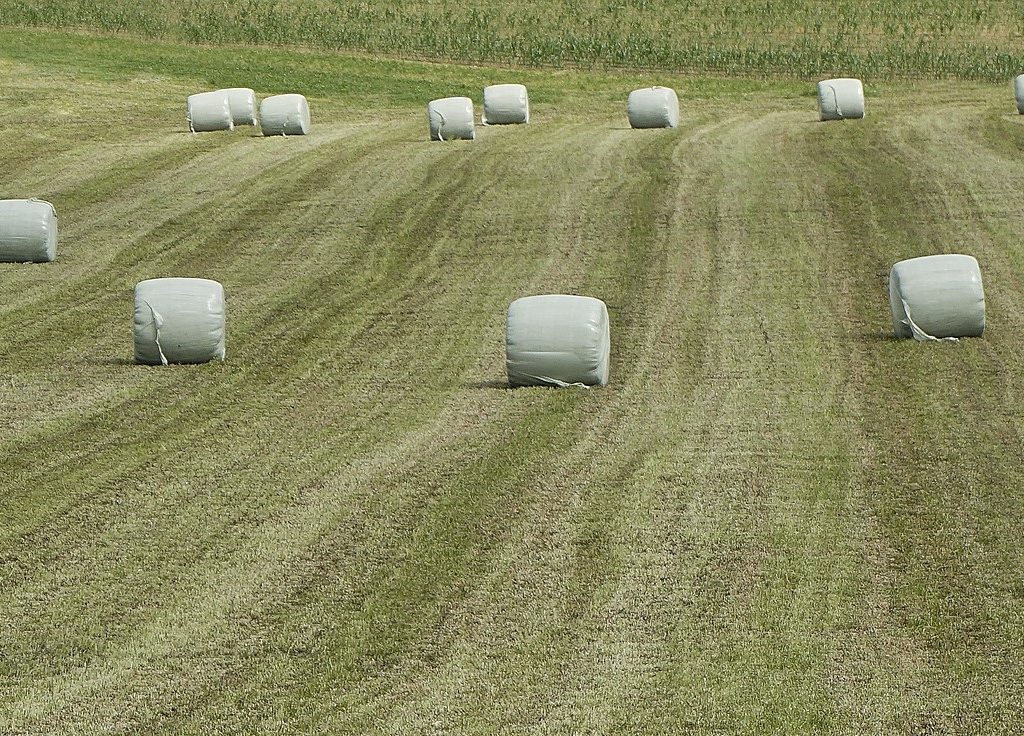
[
  {"left": 518, "top": 374, "right": 590, "bottom": 389},
  {"left": 901, "top": 299, "right": 959, "bottom": 343},
  {"left": 825, "top": 84, "right": 841, "bottom": 118},
  {"left": 144, "top": 301, "right": 169, "bottom": 365}
]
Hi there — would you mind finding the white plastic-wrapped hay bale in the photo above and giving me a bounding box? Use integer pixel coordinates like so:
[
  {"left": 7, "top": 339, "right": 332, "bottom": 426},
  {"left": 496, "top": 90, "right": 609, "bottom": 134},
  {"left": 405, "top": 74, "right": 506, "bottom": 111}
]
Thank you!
[
  {"left": 260, "top": 94, "right": 310, "bottom": 136},
  {"left": 482, "top": 84, "right": 529, "bottom": 125},
  {"left": 1014, "top": 75, "right": 1024, "bottom": 114},
  {"left": 817, "top": 78, "right": 865, "bottom": 121},
  {"left": 134, "top": 278, "right": 226, "bottom": 365},
  {"left": 219, "top": 87, "right": 258, "bottom": 126},
  {"left": 888, "top": 255, "right": 985, "bottom": 340},
  {"left": 506, "top": 295, "right": 610, "bottom": 387},
  {"left": 187, "top": 91, "right": 233, "bottom": 133},
  {"left": 627, "top": 86, "right": 679, "bottom": 129},
  {"left": 428, "top": 97, "right": 475, "bottom": 141},
  {"left": 0, "top": 199, "right": 57, "bottom": 263}
]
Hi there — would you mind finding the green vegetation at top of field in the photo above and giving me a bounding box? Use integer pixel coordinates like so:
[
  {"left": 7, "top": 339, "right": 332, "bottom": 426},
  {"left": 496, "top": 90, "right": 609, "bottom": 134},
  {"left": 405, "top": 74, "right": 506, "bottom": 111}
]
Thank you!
[{"left": 2, "top": 0, "right": 1024, "bottom": 81}]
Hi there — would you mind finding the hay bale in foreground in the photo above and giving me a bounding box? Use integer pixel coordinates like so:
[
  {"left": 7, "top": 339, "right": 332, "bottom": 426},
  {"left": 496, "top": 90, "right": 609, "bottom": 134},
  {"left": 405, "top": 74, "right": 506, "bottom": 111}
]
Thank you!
[
  {"left": 483, "top": 84, "right": 529, "bottom": 125},
  {"left": 506, "top": 295, "right": 610, "bottom": 387},
  {"left": 627, "top": 87, "right": 679, "bottom": 129},
  {"left": 219, "top": 87, "right": 258, "bottom": 126},
  {"left": 428, "top": 97, "right": 475, "bottom": 141},
  {"left": 1014, "top": 75, "right": 1024, "bottom": 114},
  {"left": 187, "top": 91, "right": 233, "bottom": 133},
  {"left": 889, "top": 254, "right": 985, "bottom": 340},
  {"left": 0, "top": 199, "right": 57, "bottom": 263},
  {"left": 817, "top": 78, "right": 865, "bottom": 121},
  {"left": 260, "top": 94, "right": 310, "bottom": 136},
  {"left": 134, "top": 278, "right": 226, "bottom": 365}
]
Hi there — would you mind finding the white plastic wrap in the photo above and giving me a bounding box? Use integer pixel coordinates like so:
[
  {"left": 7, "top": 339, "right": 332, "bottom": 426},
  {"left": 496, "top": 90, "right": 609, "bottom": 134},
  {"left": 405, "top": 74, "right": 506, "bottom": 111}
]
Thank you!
[
  {"left": 889, "top": 254, "right": 985, "bottom": 340},
  {"left": 219, "top": 87, "right": 258, "bottom": 126},
  {"left": 134, "top": 278, "right": 226, "bottom": 365},
  {"left": 482, "top": 84, "right": 529, "bottom": 125},
  {"left": 260, "top": 94, "right": 310, "bottom": 136},
  {"left": 1014, "top": 75, "right": 1024, "bottom": 114},
  {"left": 506, "top": 295, "right": 610, "bottom": 387},
  {"left": 817, "top": 78, "right": 865, "bottom": 121},
  {"left": 428, "top": 97, "right": 475, "bottom": 141},
  {"left": 187, "top": 91, "right": 234, "bottom": 133},
  {"left": 627, "top": 87, "right": 679, "bottom": 129},
  {"left": 0, "top": 199, "right": 57, "bottom": 263}
]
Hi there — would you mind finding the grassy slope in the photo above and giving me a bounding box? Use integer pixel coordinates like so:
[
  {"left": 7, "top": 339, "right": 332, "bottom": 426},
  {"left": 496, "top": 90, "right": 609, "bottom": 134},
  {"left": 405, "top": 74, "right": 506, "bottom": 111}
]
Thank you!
[{"left": 1, "top": 28, "right": 1023, "bottom": 735}]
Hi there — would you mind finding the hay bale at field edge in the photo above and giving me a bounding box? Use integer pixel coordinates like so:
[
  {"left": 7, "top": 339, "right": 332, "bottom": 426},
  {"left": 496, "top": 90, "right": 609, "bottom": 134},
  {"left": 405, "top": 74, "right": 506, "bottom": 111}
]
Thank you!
[
  {"left": 627, "top": 86, "right": 679, "bottom": 129},
  {"left": 482, "top": 84, "right": 529, "bottom": 125},
  {"left": 888, "top": 254, "right": 985, "bottom": 341},
  {"left": 134, "top": 277, "right": 226, "bottom": 365},
  {"left": 0, "top": 199, "right": 57, "bottom": 263},
  {"left": 428, "top": 97, "right": 475, "bottom": 141},
  {"left": 817, "top": 78, "right": 865, "bottom": 121},
  {"left": 260, "top": 94, "right": 310, "bottom": 136},
  {"left": 187, "top": 90, "right": 234, "bottom": 133},
  {"left": 219, "top": 87, "right": 258, "bottom": 126},
  {"left": 506, "top": 294, "right": 610, "bottom": 387}
]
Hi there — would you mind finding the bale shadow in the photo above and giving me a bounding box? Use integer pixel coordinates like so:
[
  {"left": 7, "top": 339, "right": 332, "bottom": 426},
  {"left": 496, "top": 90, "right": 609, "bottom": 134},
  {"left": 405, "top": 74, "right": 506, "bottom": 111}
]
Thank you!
[
  {"left": 464, "top": 379, "right": 513, "bottom": 390},
  {"left": 856, "top": 330, "right": 899, "bottom": 342}
]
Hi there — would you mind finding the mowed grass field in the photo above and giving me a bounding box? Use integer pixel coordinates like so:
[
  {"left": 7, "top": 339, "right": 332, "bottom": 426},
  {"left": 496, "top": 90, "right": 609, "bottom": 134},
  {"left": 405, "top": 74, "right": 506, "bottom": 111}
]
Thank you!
[{"left": 2, "top": 24, "right": 1024, "bottom": 736}]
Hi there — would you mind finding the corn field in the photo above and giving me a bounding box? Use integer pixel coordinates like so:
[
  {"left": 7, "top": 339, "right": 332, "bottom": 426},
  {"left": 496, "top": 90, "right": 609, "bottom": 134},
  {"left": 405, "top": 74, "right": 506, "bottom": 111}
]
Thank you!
[{"left": 2, "top": 0, "right": 1024, "bottom": 79}]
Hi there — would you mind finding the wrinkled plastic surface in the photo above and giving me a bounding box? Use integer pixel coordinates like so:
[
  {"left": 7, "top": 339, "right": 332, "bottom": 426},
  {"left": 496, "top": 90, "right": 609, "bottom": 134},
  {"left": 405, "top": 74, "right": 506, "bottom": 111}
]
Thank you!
[
  {"left": 428, "top": 97, "right": 475, "bottom": 141},
  {"left": 889, "top": 254, "right": 985, "bottom": 340},
  {"left": 482, "top": 84, "right": 529, "bottom": 125},
  {"left": 187, "top": 91, "right": 233, "bottom": 133},
  {"left": 627, "top": 87, "right": 679, "bottom": 129},
  {"left": 134, "top": 278, "right": 226, "bottom": 365},
  {"left": 219, "top": 87, "right": 258, "bottom": 126},
  {"left": 1014, "top": 75, "right": 1024, "bottom": 114},
  {"left": 506, "top": 295, "right": 610, "bottom": 387},
  {"left": 818, "top": 78, "right": 865, "bottom": 121},
  {"left": 0, "top": 199, "right": 57, "bottom": 263},
  {"left": 260, "top": 94, "right": 310, "bottom": 136}
]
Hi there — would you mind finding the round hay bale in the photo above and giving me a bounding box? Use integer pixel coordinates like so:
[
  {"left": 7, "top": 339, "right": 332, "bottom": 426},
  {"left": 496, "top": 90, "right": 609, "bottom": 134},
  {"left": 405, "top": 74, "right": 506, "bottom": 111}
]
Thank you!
[
  {"left": 627, "top": 86, "right": 679, "bottom": 129},
  {"left": 134, "top": 278, "right": 226, "bottom": 365},
  {"left": 219, "top": 87, "right": 258, "bottom": 126},
  {"left": 888, "top": 254, "right": 985, "bottom": 340},
  {"left": 428, "top": 97, "right": 475, "bottom": 141},
  {"left": 506, "top": 295, "right": 610, "bottom": 387},
  {"left": 0, "top": 199, "right": 57, "bottom": 263},
  {"left": 260, "top": 94, "right": 310, "bottom": 136},
  {"left": 482, "top": 84, "right": 529, "bottom": 125},
  {"left": 187, "top": 91, "right": 233, "bottom": 133},
  {"left": 817, "top": 78, "right": 865, "bottom": 121},
  {"left": 1014, "top": 75, "right": 1024, "bottom": 114}
]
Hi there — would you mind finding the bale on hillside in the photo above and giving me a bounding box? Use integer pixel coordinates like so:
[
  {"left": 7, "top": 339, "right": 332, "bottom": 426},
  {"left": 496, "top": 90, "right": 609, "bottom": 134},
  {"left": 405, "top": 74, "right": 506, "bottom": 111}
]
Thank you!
[
  {"left": 482, "top": 84, "right": 529, "bottom": 125},
  {"left": 0, "top": 199, "right": 57, "bottom": 263},
  {"left": 817, "top": 78, "right": 865, "bottom": 121},
  {"left": 1014, "top": 75, "right": 1024, "bottom": 114},
  {"left": 219, "top": 87, "right": 258, "bottom": 126},
  {"left": 187, "top": 91, "right": 234, "bottom": 133},
  {"left": 428, "top": 97, "right": 475, "bottom": 141},
  {"left": 627, "top": 87, "right": 679, "bottom": 129},
  {"left": 260, "top": 94, "right": 310, "bottom": 136},
  {"left": 134, "top": 278, "right": 226, "bottom": 365},
  {"left": 888, "top": 254, "right": 985, "bottom": 340},
  {"left": 506, "top": 294, "right": 610, "bottom": 387}
]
